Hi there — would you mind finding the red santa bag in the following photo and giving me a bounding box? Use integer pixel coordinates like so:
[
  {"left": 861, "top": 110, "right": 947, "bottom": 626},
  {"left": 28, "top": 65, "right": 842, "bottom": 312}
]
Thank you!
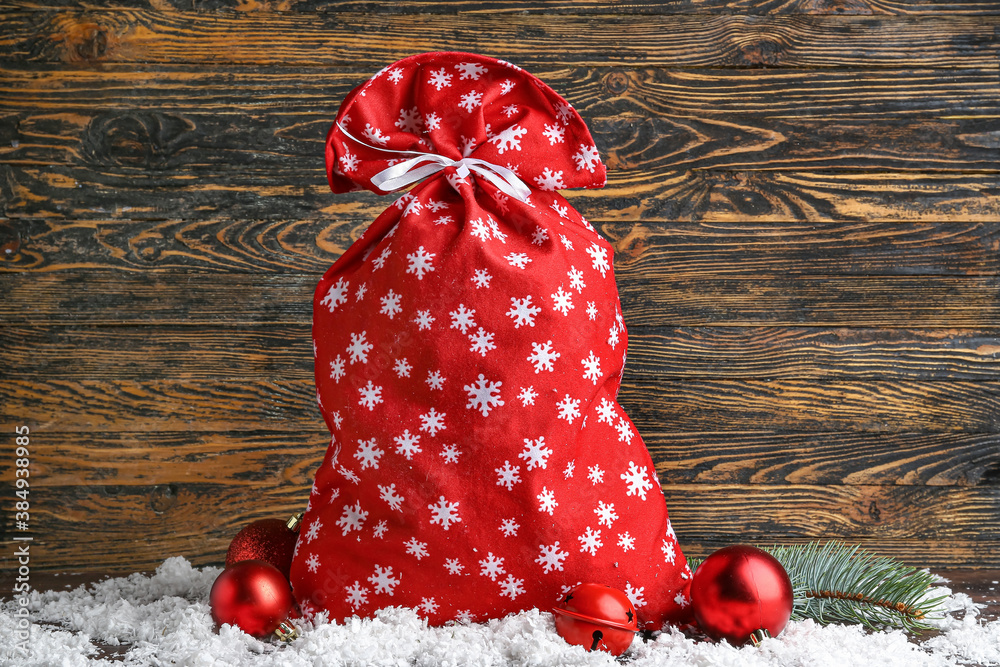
[{"left": 290, "top": 51, "right": 691, "bottom": 629}]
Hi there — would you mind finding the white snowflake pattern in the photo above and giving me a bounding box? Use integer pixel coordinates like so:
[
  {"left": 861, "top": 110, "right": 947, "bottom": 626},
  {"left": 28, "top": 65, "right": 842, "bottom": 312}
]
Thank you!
[
  {"left": 556, "top": 394, "right": 581, "bottom": 424},
  {"left": 373, "top": 520, "right": 388, "bottom": 538},
  {"left": 363, "top": 123, "right": 389, "bottom": 146},
  {"left": 518, "top": 386, "right": 538, "bottom": 406},
  {"left": 444, "top": 559, "right": 464, "bottom": 575},
  {"left": 534, "top": 168, "right": 566, "bottom": 191},
  {"left": 554, "top": 101, "right": 574, "bottom": 125},
  {"left": 469, "top": 217, "right": 492, "bottom": 242},
  {"left": 425, "top": 112, "right": 441, "bottom": 131},
  {"left": 479, "top": 553, "right": 505, "bottom": 581},
  {"left": 471, "top": 268, "right": 493, "bottom": 289},
  {"left": 624, "top": 583, "right": 646, "bottom": 609},
  {"left": 596, "top": 398, "right": 617, "bottom": 425},
  {"left": 662, "top": 539, "right": 677, "bottom": 565},
  {"left": 568, "top": 266, "right": 586, "bottom": 293},
  {"left": 345, "top": 581, "right": 368, "bottom": 608},
  {"left": 419, "top": 598, "right": 439, "bottom": 616},
  {"left": 537, "top": 486, "right": 557, "bottom": 515},
  {"left": 608, "top": 324, "right": 621, "bottom": 349},
  {"left": 372, "top": 246, "right": 391, "bottom": 270},
  {"left": 386, "top": 68, "right": 404, "bottom": 84},
  {"left": 427, "top": 68, "right": 453, "bottom": 90},
  {"left": 550, "top": 201, "right": 569, "bottom": 218},
  {"left": 406, "top": 246, "right": 436, "bottom": 280},
  {"left": 586, "top": 243, "right": 610, "bottom": 277},
  {"left": 405, "top": 537, "right": 429, "bottom": 560},
  {"left": 419, "top": 407, "right": 446, "bottom": 436},
  {"left": 587, "top": 465, "right": 604, "bottom": 486},
  {"left": 440, "top": 443, "right": 461, "bottom": 464},
  {"left": 354, "top": 438, "right": 384, "bottom": 470},
  {"left": 535, "top": 542, "right": 569, "bottom": 574},
  {"left": 426, "top": 370, "right": 445, "bottom": 391},
  {"left": 305, "top": 553, "right": 320, "bottom": 573},
  {"left": 378, "top": 483, "right": 404, "bottom": 511},
  {"left": 488, "top": 124, "right": 528, "bottom": 154},
  {"left": 329, "top": 355, "right": 346, "bottom": 383},
  {"left": 465, "top": 374, "right": 504, "bottom": 417},
  {"left": 573, "top": 144, "right": 601, "bottom": 172},
  {"left": 621, "top": 461, "right": 654, "bottom": 500},
  {"left": 595, "top": 500, "right": 618, "bottom": 528},
  {"left": 368, "top": 565, "right": 400, "bottom": 596},
  {"left": 380, "top": 289, "right": 402, "bottom": 319},
  {"left": 528, "top": 341, "right": 560, "bottom": 373},
  {"left": 395, "top": 106, "right": 423, "bottom": 134},
  {"left": 507, "top": 296, "right": 542, "bottom": 328},
  {"left": 455, "top": 61, "right": 488, "bottom": 80},
  {"left": 578, "top": 526, "right": 603, "bottom": 556},
  {"left": 500, "top": 79, "right": 516, "bottom": 95},
  {"left": 394, "top": 430, "right": 422, "bottom": 460},
  {"left": 304, "top": 519, "right": 322, "bottom": 543},
  {"left": 460, "top": 135, "right": 477, "bottom": 157},
  {"left": 336, "top": 501, "right": 368, "bottom": 535},
  {"left": 358, "top": 381, "right": 383, "bottom": 411},
  {"left": 499, "top": 518, "right": 519, "bottom": 537},
  {"left": 587, "top": 301, "right": 599, "bottom": 320},
  {"left": 449, "top": 304, "right": 477, "bottom": 333},
  {"left": 428, "top": 496, "right": 461, "bottom": 530},
  {"left": 519, "top": 436, "right": 552, "bottom": 470},
  {"left": 505, "top": 252, "right": 531, "bottom": 269},
  {"left": 339, "top": 150, "right": 359, "bottom": 173},
  {"left": 413, "top": 310, "right": 435, "bottom": 331},
  {"left": 393, "top": 358, "right": 412, "bottom": 378},
  {"left": 531, "top": 226, "right": 549, "bottom": 246},
  {"left": 564, "top": 460, "right": 576, "bottom": 479},
  {"left": 347, "top": 331, "right": 372, "bottom": 365},
  {"left": 581, "top": 351, "right": 602, "bottom": 384},
  {"left": 674, "top": 591, "right": 690, "bottom": 608},
  {"left": 458, "top": 91, "right": 484, "bottom": 113},
  {"left": 542, "top": 123, "right": 565, "bottom": 145},
  {"left": 499, "top": 574, "right": 525, "bottom": 600},
  {"left": 502, "top": 103, "right": 518, "bottom": 117},
  {"left": 616, "top": 417, "right": 635, "bottom": 444},
  {"left": 355, "top": 283, "right": 367, "bottom": 301},
  {"left": 560, "top": 235, "right": 574, "bottom": 251},
  {"left": 321, "top": 278, "right": 350, "bottom": 312},
  {"left": 618, "top": 532, "right": 635, "bottom": 552},
  {"left": 468, "top": 327, "right": 497, "bottom": 357},
  {"left": 551, "top": 285, "right": 574, "bottom": 316},
  {"left": 495, "top": 460, "right": 521, "bottom": 490}
]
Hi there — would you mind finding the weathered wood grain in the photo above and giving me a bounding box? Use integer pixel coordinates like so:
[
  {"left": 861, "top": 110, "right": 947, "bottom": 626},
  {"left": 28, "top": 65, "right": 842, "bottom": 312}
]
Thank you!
[
  {"left": 23, "top": 429, "right": 999, "bottom": 488},
  {"left": 5, "top": 0, "right": 1000, "bottom": 16},
  {"left": 4, "top": 219, "right": 1000, "bottom": 276},
  {"left": 4, "top": 376, "right": 1000, "bottom": 432},
  {"left": 5, "top": 325, "right": 1000, "bottom": 381},
  {"left": 2, "top": 12, "right": 997, "bottom": 67},
  {"left": 8, "top": 482, "right": 998, "bottom": 572},
  {"left": 647, "top": 431, "right": 1000, "bottom": 486},
  {"left": 3, "top": 271, "right": 998, "bottom": 326}
]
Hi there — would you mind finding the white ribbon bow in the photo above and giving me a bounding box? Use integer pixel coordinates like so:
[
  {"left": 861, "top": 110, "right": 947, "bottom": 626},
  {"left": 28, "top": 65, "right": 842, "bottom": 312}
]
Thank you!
[{"left": 337, "top": 123, "right": 532, "bottom": 203}]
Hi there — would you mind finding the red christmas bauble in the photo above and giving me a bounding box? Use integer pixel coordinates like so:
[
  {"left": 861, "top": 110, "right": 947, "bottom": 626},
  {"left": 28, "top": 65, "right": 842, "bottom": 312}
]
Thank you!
[
  {"left": 552, "top": 583, "right": 638, "bottom": 656},
  {"left": 210, "top": 560, "right": 295, "bottom": 638},
  {"left": 690, "top": 545, "right": 794, "bottom": 645},
  {"left": 226, "top": 518, "right": 299, "bottom": 579}
]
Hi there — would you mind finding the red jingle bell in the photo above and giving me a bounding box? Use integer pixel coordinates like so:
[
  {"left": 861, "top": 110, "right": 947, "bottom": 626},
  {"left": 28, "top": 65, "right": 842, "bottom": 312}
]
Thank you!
[
  {"left": 690, "top": 545, "right": 794, "bottom": 646},
  {"left": 552, "top": 583, "right": 639, "bottom": 656},
  {"left": 225, "top": 514, "right": 302, "bottom": 579},
  {"left": 210, "top": 560, "right": 297, "bottom": 640}
]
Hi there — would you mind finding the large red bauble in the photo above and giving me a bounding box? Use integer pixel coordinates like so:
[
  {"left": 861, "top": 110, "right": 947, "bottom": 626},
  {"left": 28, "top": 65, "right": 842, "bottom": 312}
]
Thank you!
[
  {"left": 690, "top": 545, "right": 794, "bottom": 645},
  {"left": 552, "top": 583, "right": 638, "bottom": 656},
  {"left": 226, "top": 518, "right": 298, "bottom": 579},
  {"left": 210, "top": 560, "right": 295, "bottom": 638}
]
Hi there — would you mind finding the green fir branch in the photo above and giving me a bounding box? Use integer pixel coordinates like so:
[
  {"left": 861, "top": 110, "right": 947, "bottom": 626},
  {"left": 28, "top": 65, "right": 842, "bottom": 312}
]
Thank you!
[{"left": 689, "top": 542, "right": 947, "bottom": 633}]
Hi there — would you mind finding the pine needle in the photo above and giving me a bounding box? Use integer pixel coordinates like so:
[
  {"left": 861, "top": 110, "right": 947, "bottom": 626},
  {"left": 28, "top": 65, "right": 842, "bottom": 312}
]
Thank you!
[{"left": 688, "top": 542, "right": 947, "bottom": 633}]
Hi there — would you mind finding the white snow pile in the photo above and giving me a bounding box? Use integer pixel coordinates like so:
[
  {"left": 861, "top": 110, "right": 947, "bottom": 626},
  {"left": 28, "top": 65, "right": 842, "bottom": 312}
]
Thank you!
[{"left": 2, "top": 556, "right": 999, "bottom": 666}]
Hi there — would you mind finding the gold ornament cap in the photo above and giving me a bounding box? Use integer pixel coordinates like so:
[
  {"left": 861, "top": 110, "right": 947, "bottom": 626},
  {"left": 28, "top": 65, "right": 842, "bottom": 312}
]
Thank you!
[
  {"left": 286, "top": 512, "right": 303, "bottom": 531},
  {"left": 749, "top": 629, "right": 771, "bottom": 646},
  {"left": 274, "top": 619, "right": 299, "bottom": 642}
]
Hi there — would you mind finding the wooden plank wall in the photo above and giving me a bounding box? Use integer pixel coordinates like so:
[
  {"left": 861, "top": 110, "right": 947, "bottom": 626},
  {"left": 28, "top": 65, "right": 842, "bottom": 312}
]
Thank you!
[{"left": 1, "top": 0, "right": 999, "bottom": 574}]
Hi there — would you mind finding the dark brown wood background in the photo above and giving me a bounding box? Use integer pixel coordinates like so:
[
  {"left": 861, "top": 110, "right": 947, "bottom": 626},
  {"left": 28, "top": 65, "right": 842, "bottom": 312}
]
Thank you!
[{"left": 1, "top": 0, "right": 999, "bottom": 575}]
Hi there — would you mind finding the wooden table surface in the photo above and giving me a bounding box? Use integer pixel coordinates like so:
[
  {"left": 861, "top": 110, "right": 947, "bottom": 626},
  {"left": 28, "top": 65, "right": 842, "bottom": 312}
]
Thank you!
[{"left": 1, "top": 1, "right": 999, "bottom": 577}]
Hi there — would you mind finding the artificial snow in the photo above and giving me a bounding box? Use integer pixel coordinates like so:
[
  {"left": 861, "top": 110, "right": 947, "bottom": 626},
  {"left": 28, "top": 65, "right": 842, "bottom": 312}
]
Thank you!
[{"left": 2, "top": 556, "right": 998, "bottom": 666}]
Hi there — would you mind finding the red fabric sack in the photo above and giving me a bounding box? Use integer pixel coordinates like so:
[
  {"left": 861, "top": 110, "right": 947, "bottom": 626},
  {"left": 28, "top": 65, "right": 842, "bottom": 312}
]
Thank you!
[{"left": 290, "top": 51, "right": 692, "bottom": 629}]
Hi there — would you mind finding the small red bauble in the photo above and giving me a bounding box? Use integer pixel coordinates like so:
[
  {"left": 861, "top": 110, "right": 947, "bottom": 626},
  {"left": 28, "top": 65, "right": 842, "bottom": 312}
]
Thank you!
[
  {"left": 690, "top": 545, "right": 794, "bottom": 646},
  {"left": 226, "top": 517, "right": 299, "bottom": 579},
  {"left": 552, "top": 583, "right": 638, "bottom": 656},
  {"left": 210, "top": 560, "right": 295, "bottom": 638}
]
